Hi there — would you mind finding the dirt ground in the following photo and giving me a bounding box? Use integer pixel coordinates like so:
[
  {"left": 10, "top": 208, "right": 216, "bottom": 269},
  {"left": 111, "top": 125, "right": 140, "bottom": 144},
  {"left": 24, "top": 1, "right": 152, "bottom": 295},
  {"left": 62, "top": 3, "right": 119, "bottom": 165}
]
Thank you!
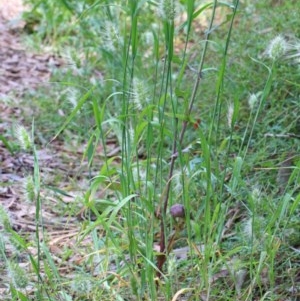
[
  {"left": 0, "top": 2, "right": 87, "bottom": 293},
  {"left": 0, "top": 1, "right": 63, "bottom": 98},
  {"left": 0, "top": 0, "right": 25, "bottom": 21}
]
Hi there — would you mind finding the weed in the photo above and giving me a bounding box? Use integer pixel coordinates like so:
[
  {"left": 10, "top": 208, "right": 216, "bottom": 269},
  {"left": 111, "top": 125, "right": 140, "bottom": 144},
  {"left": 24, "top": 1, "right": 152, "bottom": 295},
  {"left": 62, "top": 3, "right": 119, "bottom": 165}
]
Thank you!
[{"left": 1, "top": 0, "right": 299, "bottom": 300}]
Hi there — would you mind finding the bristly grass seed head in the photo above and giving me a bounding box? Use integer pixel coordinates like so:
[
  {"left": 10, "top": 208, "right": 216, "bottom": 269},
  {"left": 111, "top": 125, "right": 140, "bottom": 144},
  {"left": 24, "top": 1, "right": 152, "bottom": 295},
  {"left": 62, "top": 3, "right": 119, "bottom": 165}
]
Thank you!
[
  {"left": 284, "top": 37, "right": 300, "bottom": 65},
  {"left": 128, "top": 125, "right": 135, "bottom": 145},
  {"left": 15, "top": 124, "right": 32, "bottom": 152},
  {"left": 131, "top": 78, "right": 149, "bottom": 111},
  {"left": 7, "top": 261, "right": 28, "bottom": 289},
  {"left": 61, "top": 48, "right": 83, "bottom": 73},
  {"left": 251, "top": 186, "right": 262, "bottom": 203},
  {"left": 0, "top": 204, "right": 12, "bottom": 231},
  {"left": 172, "top": 170, "right": 183, "bottom": 195},
  {"left": 23, "top": 175, "right": 36, "bottom": 202},
  {"left": 248, "top": 92, "right": 262, "bottom": 110},
  {"left": 70, "top": 277, "right": 92, "bottom": 295},
  {"left": 167, "top": 254, "right": 177, "bottom": 276},
  {"left": 227, "top": 103, "right": 234, "bottom": 128},
  {"left": 66, "top": 88, "right": 80, "bottom": 109},
  {"left": 159, "top": 0, "right": 176, "bottom": 23},
  {"left": 102, "top": 20, "right": 120, "bottom": 52},
  {"left": 265, "top": 35, "right": 288, "bottom": 60}
]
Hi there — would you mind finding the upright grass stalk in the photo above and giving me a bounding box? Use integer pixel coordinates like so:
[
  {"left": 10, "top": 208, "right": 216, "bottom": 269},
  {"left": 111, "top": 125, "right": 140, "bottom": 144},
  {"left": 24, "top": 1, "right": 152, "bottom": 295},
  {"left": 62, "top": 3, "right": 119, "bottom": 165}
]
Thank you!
[
  {"left": 156, "top": 11, "right": 176, "bottom": 276},
  {"left": 211, "top": 0, "right": 240, "bottom": 198},
  {"left": 32, "top": 122, "right": 55, "bottom": 301},
  {"left": 12, "top": 122, "right": 53, "bottom": 300},
  {"left": 241, "top": 60, "right": 274, "bottom": 161},
  {"left": 119, "top": 2, "right": 149, "bottom": 299},
  {"left": 9, "top": 1, "right": 299, "bottom": 299},
  {"left": 156, "top": 0, "right": 241, "bottom": 276}
]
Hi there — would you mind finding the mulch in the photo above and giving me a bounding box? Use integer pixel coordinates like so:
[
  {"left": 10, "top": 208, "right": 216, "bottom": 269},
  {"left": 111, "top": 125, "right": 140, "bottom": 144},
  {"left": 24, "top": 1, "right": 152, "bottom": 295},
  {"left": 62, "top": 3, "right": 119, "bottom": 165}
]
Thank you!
[
  {"left": 0, "top": 16, "right": 84, "bottom": 287},
  {"left": 0, "top": 16, "right": 63, "bottom": 98}
]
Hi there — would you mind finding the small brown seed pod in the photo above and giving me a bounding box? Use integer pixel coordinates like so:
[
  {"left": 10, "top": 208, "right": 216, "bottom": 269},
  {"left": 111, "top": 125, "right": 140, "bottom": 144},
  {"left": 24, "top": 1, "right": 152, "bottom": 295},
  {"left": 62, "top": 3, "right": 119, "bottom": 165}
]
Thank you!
[{"left": 170, "top": 204, "right": 185, "bottom": 218}]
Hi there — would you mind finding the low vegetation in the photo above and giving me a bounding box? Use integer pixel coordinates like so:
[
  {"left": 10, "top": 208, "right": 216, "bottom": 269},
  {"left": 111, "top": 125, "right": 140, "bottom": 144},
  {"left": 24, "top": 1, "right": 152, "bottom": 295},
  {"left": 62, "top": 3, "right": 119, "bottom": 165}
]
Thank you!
[{"left": 0, "top": 0, "right": 299, "bottom": 300}]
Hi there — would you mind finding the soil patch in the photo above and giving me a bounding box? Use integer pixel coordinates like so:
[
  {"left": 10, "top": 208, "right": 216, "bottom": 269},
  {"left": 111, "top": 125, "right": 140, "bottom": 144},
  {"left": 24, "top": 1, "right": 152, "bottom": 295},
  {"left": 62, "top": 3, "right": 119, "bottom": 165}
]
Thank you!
[
  {"left": 0, "top": 16, "right": 63, "bottom": 98},
  {"left": 0, "top": 5, "right": 87, "bottom": 293}
]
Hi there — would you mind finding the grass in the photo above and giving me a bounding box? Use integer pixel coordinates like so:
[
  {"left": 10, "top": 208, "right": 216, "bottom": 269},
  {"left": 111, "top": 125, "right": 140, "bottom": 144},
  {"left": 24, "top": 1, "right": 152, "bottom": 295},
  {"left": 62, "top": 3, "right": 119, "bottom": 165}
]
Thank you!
[{"left": 0, "top": 0, "right": 300, "bottom": 300}]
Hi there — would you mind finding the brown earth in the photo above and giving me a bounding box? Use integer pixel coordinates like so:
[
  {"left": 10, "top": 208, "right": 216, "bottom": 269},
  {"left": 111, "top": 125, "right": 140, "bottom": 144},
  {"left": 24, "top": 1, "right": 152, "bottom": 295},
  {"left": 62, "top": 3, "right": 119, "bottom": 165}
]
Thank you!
[
  {"left": 0, "top": 15, "right": 63, "bottom": 98},
  {"left": 0, "top": 0, "right": 25, "bottom": 21},
  {"left": 0, "top": 3, "right": 92, "bottom": 294}
]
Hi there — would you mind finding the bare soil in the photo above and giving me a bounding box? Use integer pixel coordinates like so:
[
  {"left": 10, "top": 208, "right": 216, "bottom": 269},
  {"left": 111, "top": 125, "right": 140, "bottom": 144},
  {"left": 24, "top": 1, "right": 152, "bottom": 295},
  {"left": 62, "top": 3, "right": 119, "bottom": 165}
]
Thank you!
[
  {"left": 0, "top": 12, "right": 63, "bottom": 98},
  {"left": 0, "top": 3, "right": 90, "bottom": 294}
]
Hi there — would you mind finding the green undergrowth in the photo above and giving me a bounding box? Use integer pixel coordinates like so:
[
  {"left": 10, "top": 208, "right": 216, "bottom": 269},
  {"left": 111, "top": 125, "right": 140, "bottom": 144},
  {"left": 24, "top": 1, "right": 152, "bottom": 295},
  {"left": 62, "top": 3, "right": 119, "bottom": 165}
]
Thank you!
[{"left": 1, "top": 0, "right": 299, "bottom": 300}]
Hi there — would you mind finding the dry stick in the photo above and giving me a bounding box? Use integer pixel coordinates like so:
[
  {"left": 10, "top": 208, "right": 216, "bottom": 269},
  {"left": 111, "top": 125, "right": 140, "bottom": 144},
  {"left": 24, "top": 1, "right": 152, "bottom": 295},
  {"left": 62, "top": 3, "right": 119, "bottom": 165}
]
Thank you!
[{"left": 156, "top": 8, "right": 217, "bottom": 276}]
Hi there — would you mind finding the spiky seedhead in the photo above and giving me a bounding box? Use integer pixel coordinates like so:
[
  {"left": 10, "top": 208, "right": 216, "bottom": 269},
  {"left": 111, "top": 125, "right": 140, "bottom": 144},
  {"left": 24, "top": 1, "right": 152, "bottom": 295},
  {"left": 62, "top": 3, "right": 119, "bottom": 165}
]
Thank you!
[
  {"left": 102, "top": 20, "right": 120, "bottom": 52},
  {"left": 159, "top": 0, "right": 176, "bottom": 23},
  {"left": 0, "top": 204, "right": 11, "bottom": 231},
  {"left": 128, "top": 125, "right": 135, "bottom": 146},
  {"left": 8, "top": 261, "right": 28, "bottom": 288},
  {"left": 62, "top": 48, "right": 82, "bottom": 72},
  {"left": 70, "top": 277, "right": 92, "bottom": 294},
  {"left": 251, "top": 186, "right": 262, "bottom": 202},
  {"left": 266, "top": 35, "right": 288, "bottom": 60},
  {"left": 15, "top": 124, "right": 32, "bottom": 152},
  {"left": 248, "top": 92, "right": 262, "bottom": 110},
  {"left": 131, "top": 78, "right": 149, "bottom": 111},
  {"left": 172, "top": 170, "right": 183, "bottom": 195},
  {"left": 227, "top": 103, "right": 234, "bottom": 128},
  {"left": 167, "top": 254, "right": 177, "bottom": 275},
  {"left": 67, "top": 88, "right": 79, "bottom": 109},
  {"left": 283, "top": 38, "right": 300, "bottom": 65},
  {"left": 23, "top": 175, "right": 36, "bottom": 202}
]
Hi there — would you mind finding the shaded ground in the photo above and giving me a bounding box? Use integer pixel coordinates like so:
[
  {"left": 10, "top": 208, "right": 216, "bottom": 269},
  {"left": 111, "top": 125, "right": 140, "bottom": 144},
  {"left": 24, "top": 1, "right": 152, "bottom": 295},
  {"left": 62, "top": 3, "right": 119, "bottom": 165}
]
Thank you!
[
  {"left": 0, "top": 2, "right": 66, "bottom": 226},
  {"left": 0, "top": 7, "right": 89, "bottom": 295},
  {"left": 0, "top": 16, "right": 62, "bottom": 98},
  {"left": 0, "top": 0, "right": 25, "bottom": 22}
]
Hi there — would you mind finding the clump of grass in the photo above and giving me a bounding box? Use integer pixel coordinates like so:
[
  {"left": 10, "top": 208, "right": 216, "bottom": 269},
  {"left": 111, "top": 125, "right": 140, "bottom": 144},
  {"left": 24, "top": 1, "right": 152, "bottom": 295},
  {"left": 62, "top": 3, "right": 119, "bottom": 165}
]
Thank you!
[{"left": 1, "top": 0, "right": 299, "bottom": 300}]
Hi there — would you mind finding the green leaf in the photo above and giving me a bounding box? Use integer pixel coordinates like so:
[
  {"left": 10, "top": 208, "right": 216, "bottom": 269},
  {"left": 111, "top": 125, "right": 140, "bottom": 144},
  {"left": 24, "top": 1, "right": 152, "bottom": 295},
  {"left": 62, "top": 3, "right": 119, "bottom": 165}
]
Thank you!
[
  {"left": 0, "top": 134, "right": 14, "bottom": 154},
  {"left": 10, "top": 285, "right": 31, "bottom": 301},
  {"left": 45, "top": 185, "right": 74, "bottom": 197},
  {"left": 51, "top": 86, "right": 96, "bottom": 141}
]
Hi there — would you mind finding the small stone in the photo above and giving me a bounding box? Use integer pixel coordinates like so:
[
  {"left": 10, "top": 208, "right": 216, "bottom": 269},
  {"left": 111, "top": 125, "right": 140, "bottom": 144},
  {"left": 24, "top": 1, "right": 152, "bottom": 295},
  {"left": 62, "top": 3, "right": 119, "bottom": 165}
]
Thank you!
[{"left": 170, "top": 204, "right": 185, "bottom": 218}]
